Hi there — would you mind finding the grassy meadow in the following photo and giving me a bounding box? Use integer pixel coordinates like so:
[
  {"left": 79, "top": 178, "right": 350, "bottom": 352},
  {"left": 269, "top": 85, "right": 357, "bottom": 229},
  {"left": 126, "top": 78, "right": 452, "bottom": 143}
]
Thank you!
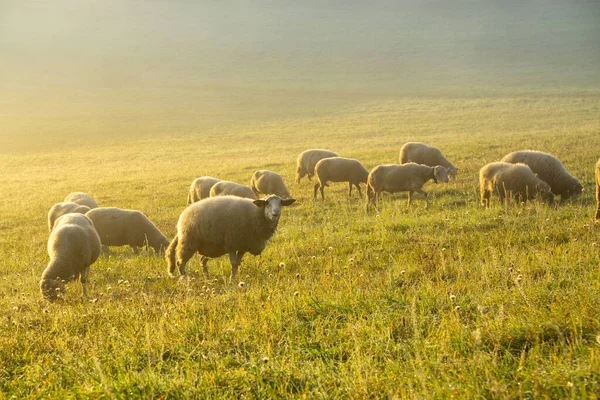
[{"left": 1, "top": 90, "right": 600, "bottom": 398}]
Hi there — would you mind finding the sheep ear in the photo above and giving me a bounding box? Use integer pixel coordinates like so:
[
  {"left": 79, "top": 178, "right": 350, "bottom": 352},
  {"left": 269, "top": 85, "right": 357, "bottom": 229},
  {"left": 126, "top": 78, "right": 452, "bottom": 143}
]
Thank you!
[
  {"left": 253, "top": 200, "right": 267, "bottom": 208},
  {"left": 281, "top": 198, "right": 296, "bottom": 206}
]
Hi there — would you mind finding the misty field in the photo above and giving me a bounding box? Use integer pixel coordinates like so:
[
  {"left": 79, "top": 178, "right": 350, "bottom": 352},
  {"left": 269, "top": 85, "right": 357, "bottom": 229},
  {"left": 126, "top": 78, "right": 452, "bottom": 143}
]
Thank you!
[{"left": 1, "top": 91, "right": 600, "bottom": 398}]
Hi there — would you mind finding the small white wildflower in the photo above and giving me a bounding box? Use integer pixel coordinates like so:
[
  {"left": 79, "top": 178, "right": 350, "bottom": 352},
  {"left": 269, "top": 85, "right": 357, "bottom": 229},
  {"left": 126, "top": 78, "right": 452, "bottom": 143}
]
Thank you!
[
  {"left": 279, "top": 262, "right": 286, "bottom": 268},
  {"left": 449, "top": 294, "right": 456, "bottom": 302},
  {"left": 238, "top": 281, "right": 245, "bottom": 288}
]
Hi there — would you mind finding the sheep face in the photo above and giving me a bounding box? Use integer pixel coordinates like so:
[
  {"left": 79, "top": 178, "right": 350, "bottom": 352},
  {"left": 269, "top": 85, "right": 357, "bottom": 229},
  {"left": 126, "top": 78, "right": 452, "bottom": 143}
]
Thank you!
[
  {"left": 433, "top": 166, "right": 449, "bottom": 183},
  {"left": 253, "top": 196, "right": 296, "bottom": 223},
  {"left": 40, "top": 278, "right": 65, "bottom": 302},
  {"left": 448, "top": 167, "right": 458, "bottom": 180}
]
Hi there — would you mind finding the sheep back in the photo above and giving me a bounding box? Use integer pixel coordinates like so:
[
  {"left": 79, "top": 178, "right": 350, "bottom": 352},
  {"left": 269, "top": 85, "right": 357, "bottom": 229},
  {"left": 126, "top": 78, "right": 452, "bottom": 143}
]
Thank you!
[
  {"left": 209, "top": 181, "right": 257, "bottom": 199},
  {"left": 64, "top": 192, "right": 99, "bottom": 209},
  {"left": 188, "top": 176, "right": 221, "bottom": 204},
  {"left": 399, "top": 142, "right": 457, "bottom": 178},
  {"left": 367, "top": 163, "right": 438, "bottom": 194},
  {"left": 501, "top": 150, "right": 582, "bottom": 199},
  {"left": 314, "top": 157, "right": 369, "bottom": 185},
  {"left": 48, "top": 202, "right": 91, "bottom": 232},
  {"left": 296, "top": 149, "right": 339, "bottom": 183},
  {"left": 250, "top": 170, "right": 291, "bottom": 199},
  {"left": 86, "top": 207, "right": 169, "bottom": 252},
  {"left": 40, "top": 213, "right": 101, "bottom": 300}
]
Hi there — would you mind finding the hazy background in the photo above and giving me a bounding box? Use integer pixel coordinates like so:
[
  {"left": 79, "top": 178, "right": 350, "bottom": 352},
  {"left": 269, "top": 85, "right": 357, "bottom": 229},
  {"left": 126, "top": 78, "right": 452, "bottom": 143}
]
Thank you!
[{"left": 1, "top": 0, "right": 599, "bottom": 147}]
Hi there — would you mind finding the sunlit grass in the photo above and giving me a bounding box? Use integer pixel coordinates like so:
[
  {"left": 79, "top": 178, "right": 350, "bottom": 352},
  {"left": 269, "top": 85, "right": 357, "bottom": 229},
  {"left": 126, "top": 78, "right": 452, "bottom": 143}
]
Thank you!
[{"left": 1, "top": 92, "right": 599, "bottom": 397}]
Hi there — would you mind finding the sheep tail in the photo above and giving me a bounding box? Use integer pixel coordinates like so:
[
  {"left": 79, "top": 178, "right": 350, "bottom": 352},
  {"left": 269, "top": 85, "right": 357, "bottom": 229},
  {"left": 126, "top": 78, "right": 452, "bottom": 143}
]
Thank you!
[{"left": 165, "top": 236, "right": 178, "bottom": 276}]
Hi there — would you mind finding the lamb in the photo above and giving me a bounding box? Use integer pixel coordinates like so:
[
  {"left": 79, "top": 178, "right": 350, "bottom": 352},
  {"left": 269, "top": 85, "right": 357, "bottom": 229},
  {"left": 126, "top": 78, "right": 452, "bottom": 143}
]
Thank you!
[
  {"left": 166, "top": 195, "right": 295, "bottom": 280},
  {"left": 313, "top": 157, "right": 369, "bottom": 200},
  {"left": 479, "top": 162, "right": 554, "bottom": 208},
  {"left": 399, "top": 142, "right": 458, "bottom": 180},
  {"left": 250, "top": 170, "right": 291, "bottom": 199},
  {"left": 48, "top": 202, "right": 91, "bottom": 232},
  {"left": 63, "top": 192, "right": 98, "bottom": 209},
  {"left": 187, "top": 176, "right": 221, "bottom": 204},
  {"left": 209, "top": 180, "right": 257, "bottom": 200},
  {"left": 500, "top": 150, "right": 582, "bottom": 202},
  {"left": 595, "top": 158, "right": 600, "bottom": 221},
  {"left": 85, "top": 207, "right": 169, "bottom": 253},
  {"left": 366, "top": 163, "right": 449, "bottom": 211},
  {"left": 296, "top": 149, "right": 339, "bottom": 183},
  {"left": 40, "top": 213, "right": 101, "bottom": 301}
]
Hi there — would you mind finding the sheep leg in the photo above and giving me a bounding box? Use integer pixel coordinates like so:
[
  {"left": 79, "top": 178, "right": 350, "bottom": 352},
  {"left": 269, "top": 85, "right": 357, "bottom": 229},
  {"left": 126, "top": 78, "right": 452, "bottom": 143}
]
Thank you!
[
  {"left": 80, "top": 267, "right": 89, "bottom": 298},
  {"left": 413, "top": 189, "right": 429, "bottom": 208},
  {"left": 320, "top": 185, "right": 325, "bottom": 200},
  {"left": 131, "top": 246, "right": 139, "bottom": 254},
  {"left": 229, "top": 251, "right": 244, "bottom": 280},
  {"left": 481, "top": 189, "right": 491, "bottom": 208},
  {"left": 407, "top": 191, "right": 412, "bottom": 207},
  {"left": 348, "top": 182, "right": 353, "bottom": 197},
  {"left": 355, "top": 183, "right": 363, "bottom": 199},
  {"left": 201, "top": 256, "right": 210, "bottom": 279},
  {"left": 313, "top": 183, "right": 320, "bottom": 200},
  {"left": 175, "top": 244, "right": 195, "bottom": 276}
]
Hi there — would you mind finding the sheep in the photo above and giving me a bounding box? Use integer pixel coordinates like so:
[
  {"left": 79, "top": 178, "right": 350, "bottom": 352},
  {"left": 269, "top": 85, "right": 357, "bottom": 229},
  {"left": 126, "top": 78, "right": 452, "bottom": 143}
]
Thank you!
[
  {"left": 63, "top": 192, "right": 98, "bottom": 209},
  {"left": 85, "top": 207, "right": 169, "bottom": 254},
  {"left": 48, "top": 202, "right": 91, "bottom": 232},
  {"left": 399, "top": 142, "right": 458, "bottom": 180},
  {"left": 250, "top": 170, "right": 291, "bottom": 199},
  {"left": 187, "top": 176, "right": 221, "bottom": 204},
  {"left": 596, "top": 158, "right": 600, "bottom": 221},
  {"left": 366, "top": 163, "right": 449, "bottom": 211},
  {"left": 296, "top": 149, "right": 339, "bottom": 183},
  {"left": 40, "top": 213, "right": 101, "bottom": 301},
  {"left": 209, "top": 180, "right": 257, "bottom": 200},
  {"left": 313, "top": 157, "right": 369, "bottom": 200},
  {"left": 166, "top": 195, "right": 296, "bottom": 280},
  {"left": 500, "top": 150, "right": 582, "bottom": 202},
  {"left": 479, "top": 162, "right": 554, "bottom": 208}
]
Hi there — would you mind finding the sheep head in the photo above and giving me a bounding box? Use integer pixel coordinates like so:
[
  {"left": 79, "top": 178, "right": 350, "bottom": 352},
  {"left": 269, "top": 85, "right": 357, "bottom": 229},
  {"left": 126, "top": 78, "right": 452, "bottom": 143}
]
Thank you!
[
  {"left": 433, "top": 166, "right": 449, "bottom": 183},
  {"left": 254, "top": 196, "right": 296, "bottom": 223},
  {"left": 40, "top": 278, "right": 66, "bottom": 302}
]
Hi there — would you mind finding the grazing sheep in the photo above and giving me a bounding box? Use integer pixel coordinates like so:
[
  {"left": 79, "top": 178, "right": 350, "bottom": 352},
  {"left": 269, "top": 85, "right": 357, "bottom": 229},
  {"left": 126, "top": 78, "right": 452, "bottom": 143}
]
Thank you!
[
  {"left": 296, "top": 149, "right": 339, "bottom": 183},
  {"left": 48, "top": 202, "right": 91, "bottom": 232},
  {"left": 63, "top": 192, "right": 98, "bottom": 209},
  {"left": 479, "top": 162, "right": 553, "bottom": 208},
  {"left": 250, "top": 170, "right": 291, "bottom": 199},
  {"left": 500, "top": 150, "right": 582, "bottom": 202},
  {"left": 40, "top": 213, "right": 101, "bottom": 301},
  {"left": 399, "top": 142, "right": 458, "bottom": 180},
  {"left": 366, "top": 163, "right": 449, "bottom": 211},
  {"left": 85, "top": 207, "right": 169, "bottom": 253},
  {"left": 187, "top": 176, "right": 221, "bottom": 204},
  {"left": 596, "top": 158, "right": 600, "bottom": 221},
  {"left": 313, "top": 157, "right": 369, "bottom": 200},
  {"left": 209, "top": 181, "right": 257, "bottom": 200},
  {"left": 166, "top": 195, "right": 295, "bottom": 280}
]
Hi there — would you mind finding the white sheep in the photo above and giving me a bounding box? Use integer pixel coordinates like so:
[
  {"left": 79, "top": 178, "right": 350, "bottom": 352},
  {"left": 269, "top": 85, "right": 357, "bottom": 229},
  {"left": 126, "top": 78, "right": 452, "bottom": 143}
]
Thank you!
[
  {"left": 187, "top": 176, "right": 221, "bottom": 204},
  {"left": 500, "top": 150, "right": 582, "bottom": 202},
  {"left": 399, "top": 142, "right": 458, "bottom": 180},
  {"left": 479, "top": 162, "right": 554, "bottom": 207},
  {"left": 48, "top": 202, "right": 91, "bottom": 232},
  {"left": 296, "top": 149, "right": 339, "bottom": 183},
  {"left": 313, "top": 157, "right": 369, "bottom": 200},
  {"left": 209, "top": 180, "right": 257, "bottom": 199},
  {"left": 596, "top": 159, "right": 600, "bottom": 222},
  {"left": 250, "top": 170, "right": 291, "bottom": 199},
  {"left": 40, "top": 213, "right": 101, "bottom": 301},
  {"left": 85, "top": 207, "right": 169, "bottom": 253},
  {"left": 366, "top": 163, "right": 449, "bottom": 211},
  {"left": 63, "top": 192, "right": 98, "bottom": 209},
  {"left": 166, "top": 195, "right": 295, "bottom": 280}
]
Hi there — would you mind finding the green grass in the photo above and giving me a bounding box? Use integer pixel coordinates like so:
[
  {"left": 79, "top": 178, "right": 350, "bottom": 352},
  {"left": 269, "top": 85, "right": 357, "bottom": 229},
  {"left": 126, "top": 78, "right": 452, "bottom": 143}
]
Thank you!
[{"left": 1, "top": 91, "right": 600, "bottom": 398}]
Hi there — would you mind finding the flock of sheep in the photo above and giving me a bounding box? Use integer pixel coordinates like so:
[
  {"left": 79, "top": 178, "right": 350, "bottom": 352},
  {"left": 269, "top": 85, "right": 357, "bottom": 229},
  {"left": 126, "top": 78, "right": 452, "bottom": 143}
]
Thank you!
[{"left": 41, "top": 143, "right": 600, "bottom": 301}]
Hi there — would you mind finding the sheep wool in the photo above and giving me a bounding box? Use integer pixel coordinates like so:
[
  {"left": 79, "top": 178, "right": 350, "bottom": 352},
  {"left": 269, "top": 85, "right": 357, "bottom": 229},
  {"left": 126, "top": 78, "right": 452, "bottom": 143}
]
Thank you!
[
  {"left": 166, "top": 195, "right": 295, "bottom": 280},
  {"left": 479, "top": 162, "right": 553, "bottom": 207},
  {"left": 313, "top": 157, "right": 369, "bottom": 200},
  {"left": 187, "top": 176, "right": 221, "bottom": 204},
  {"left": 296, "top": 149, "right": 339, "bottom": 184},
  {"left": 48, "top": 202, "right": 91, "bottom": 232},
  {"left": 209, "top": 181, "right": 257, "bottom": 199},
  {"left": 399, "top": 142, "right": 458, "bottom": 180},
  {"left": 85, "top": 207, "right": 169, "bottom": 253},
  {"left": 40, "top": 213, "right": 101, "bottom": 301},
  {"left": 501, "top": 150, "right": 582, "bottom": 202},
  {"left": 366, "top": 163, "right": 449, "bottom": 211},
  {"left": 250, "top": 170, "right": 291, "bottom": 199},
  {"left": 63, "top": 192, "right": 99, "bottom": 209}
]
